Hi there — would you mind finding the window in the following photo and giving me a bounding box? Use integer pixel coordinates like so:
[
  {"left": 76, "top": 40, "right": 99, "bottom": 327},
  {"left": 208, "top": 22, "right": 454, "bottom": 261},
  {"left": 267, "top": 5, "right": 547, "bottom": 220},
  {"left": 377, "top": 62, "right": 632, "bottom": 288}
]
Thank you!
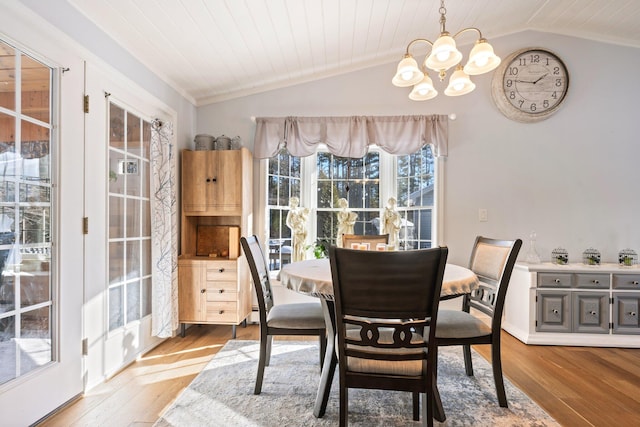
[
  {"left": 265, "top": 144, "right": 436, "bottom": 270},
  {"left": 0, "top": 40, "right": 54, "bottom": 384},
  {"left": 107, "top": 102, "right": 152, "bottom": 332}
]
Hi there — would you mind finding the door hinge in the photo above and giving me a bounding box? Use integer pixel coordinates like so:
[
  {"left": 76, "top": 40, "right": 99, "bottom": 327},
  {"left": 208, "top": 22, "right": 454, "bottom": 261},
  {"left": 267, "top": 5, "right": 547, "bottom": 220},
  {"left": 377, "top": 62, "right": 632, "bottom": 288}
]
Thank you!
[
  {"left": 82, "top": 338, "right": 88, "bottom": 356},
  {"left": 83, "top": 217, "right": 89, "bottom": 234},
  {"left": 84, "top": 94, "right": 89, "bottom": 113}
]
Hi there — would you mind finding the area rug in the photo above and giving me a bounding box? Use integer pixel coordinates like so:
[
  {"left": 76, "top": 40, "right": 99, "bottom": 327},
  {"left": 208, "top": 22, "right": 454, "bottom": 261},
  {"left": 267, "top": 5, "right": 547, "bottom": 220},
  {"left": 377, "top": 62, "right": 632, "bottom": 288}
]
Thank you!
[{"left": 155, "top": 340, "right": 558, "bottom": 426}]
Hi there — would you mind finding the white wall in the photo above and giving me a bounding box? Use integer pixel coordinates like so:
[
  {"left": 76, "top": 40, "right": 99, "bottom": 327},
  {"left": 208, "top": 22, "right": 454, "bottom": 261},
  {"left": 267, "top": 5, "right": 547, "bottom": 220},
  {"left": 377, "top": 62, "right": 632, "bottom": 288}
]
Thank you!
[{"left": 196, "top": 31, "right": 640, "bottom": 266}]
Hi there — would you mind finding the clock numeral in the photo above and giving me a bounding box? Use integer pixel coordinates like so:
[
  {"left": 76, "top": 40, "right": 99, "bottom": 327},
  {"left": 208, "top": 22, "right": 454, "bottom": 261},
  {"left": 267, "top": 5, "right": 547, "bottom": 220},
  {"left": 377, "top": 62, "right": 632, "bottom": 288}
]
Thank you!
[
  {"left": 508, "top": 66, "right": 519, "bottom": 76},
  {"left": 509, "top": 91, "right": 516, "bottom": 100},
  {"left": 555, "top": 78, "right": 563, "bottom": 87},
  {"left": 505, "top": 79, "right": 513, "bottom": 88},
  {"left": 518, "top": 58, "right": 526, "bottom": 66},
  {"left": 530, "top": 103, "right": 537, "bottom": 112},
  {"left": 529, "top": 54, "right": 540, "bottom": 64},
  {"left": 543, "top": 100, "right": 549, "bottom": 108},
  {"left": 518, "top": 99, "right": 525, "bottom": 108},
  {"left": 553, "top": 66, "right": 560, "bottom": 75},
  {"left": 551, "top": 92, "right": 558, "bottom": 99}
]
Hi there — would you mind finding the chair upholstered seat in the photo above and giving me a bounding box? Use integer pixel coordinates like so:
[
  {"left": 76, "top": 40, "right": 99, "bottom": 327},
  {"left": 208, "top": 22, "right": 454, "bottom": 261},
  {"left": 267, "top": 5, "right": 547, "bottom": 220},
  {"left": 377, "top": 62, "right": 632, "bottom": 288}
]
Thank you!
[
  {"left": 436, "top": 310, "right": 491, "bottom": 339},
  {"left": 267, "top": 302, "right": 326, "bottom": 329}
]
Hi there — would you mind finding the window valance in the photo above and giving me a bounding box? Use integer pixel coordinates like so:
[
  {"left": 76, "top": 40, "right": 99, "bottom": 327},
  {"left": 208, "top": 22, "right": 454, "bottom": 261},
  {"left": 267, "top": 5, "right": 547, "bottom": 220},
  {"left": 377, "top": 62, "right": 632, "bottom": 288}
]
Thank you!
[{"left": 253, "top": 115, "right": 448, "bottom": 159}]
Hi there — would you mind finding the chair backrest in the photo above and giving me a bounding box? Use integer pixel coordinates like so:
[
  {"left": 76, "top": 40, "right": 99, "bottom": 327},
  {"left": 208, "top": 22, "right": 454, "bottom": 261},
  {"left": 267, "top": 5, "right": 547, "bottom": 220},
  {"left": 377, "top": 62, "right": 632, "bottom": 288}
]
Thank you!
[
  {"left": 341, "top": 234, "right": 389, "bottom": 250},
  {"left": 329, "top": 246, "right": 448, "bottom": 367},
  {"left": 240, "top": 235, "right": 274, "bottom": 325},
  {"left": 467, "top": 236, "right": 522, "bottom": 329}
]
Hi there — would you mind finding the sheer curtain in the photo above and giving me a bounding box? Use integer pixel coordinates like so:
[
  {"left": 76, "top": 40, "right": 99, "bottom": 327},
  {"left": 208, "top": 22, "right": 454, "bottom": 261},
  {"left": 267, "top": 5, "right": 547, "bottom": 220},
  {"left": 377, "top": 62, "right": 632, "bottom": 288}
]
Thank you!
[
  {"left": 253, "top": 115, "right": 448, "bottom": 159},
  {"left": 150, "top": 120, "right": 178, "bottom": 338}
]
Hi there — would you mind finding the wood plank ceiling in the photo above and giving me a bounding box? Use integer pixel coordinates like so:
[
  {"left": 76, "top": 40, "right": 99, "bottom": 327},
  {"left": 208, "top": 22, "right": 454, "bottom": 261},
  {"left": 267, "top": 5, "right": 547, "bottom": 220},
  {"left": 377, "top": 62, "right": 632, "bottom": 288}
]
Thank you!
[{"left": 65, "top": 0, "right": 640, "bottom": 106}]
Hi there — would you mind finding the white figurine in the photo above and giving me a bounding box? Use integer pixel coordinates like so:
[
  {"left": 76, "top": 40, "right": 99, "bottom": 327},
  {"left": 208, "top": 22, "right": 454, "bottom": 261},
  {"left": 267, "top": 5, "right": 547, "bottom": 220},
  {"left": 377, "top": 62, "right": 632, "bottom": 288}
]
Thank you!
[
  {"left": 336, "top": 198, "right": 357, "bottom": 248},
  {"left": 382, "top": 197, "right": 401, "bottom": 250},
  {"left": 285, "top": 197, "right": 310, "bottom": 262}
]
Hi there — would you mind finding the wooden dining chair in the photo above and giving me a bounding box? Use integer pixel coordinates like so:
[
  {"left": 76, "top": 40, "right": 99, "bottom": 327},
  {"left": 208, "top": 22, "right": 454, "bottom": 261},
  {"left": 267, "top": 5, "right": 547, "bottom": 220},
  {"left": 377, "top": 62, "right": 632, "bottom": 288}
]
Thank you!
[
  {"left": 341, "top": 233, "right": 389, "bottom": 250},
  {"left": 240, "top": 235, "right": 327, "bottom": 394},
  {"left": 329, "top": 245, "right": 448, "bottom": 427},
  {"left": 435, "top": 236, "right": 522, "bottom": 408}
]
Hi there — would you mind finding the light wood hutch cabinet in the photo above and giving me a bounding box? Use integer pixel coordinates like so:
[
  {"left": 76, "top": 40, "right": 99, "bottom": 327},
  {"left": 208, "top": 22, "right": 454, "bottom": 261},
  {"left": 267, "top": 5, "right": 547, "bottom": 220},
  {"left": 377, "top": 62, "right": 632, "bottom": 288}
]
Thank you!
[
  {"left": 178, "top": 148, "right": 253, "bottom": 337},
  {"left": 504, "top": 263, "right": 640, "bottom": 347}
]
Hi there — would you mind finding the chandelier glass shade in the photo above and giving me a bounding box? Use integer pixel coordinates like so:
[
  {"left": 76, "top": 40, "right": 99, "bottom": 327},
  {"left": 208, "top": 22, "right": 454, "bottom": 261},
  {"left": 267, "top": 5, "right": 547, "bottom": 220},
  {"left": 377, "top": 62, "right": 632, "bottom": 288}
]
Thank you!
[{"left": 392, "top": 0, "right": 500, "bottom": 100}]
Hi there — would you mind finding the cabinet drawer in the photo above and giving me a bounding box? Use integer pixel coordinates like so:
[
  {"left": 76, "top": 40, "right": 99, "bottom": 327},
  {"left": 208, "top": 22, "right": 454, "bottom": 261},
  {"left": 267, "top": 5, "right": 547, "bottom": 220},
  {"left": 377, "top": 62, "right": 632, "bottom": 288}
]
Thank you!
[
  {"left": 574, "top": 273, "right": 610, "bottom": 289},
  {"left": 612, "top": 274, "right": 640, "bottom": 290},
  {"left": 537, "top": 273, "right": 572, "bottom": 288},
  {"left": 205, "top": 301, "right": 238, "bottom": 323},
  {"left": 206, "top": 262, "right": 237, "bottom": 281},
  {"left": 206, "top": 282, "right": 238, "bottom": 302}
]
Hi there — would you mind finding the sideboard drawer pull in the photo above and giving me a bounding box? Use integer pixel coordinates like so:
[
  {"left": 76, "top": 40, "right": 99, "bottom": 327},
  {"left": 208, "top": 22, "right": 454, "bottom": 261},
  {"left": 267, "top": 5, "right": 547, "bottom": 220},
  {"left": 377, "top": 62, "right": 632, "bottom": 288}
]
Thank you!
[
  {"left": 630, "top": 312, "right": 637, "bottom": 317},
  {"left": 633, "top": 281, "right": 639, "bottom": 285},
  {"left": 218, "top": 310, "right": 224, "bottom": 315},
  {"left": 554, "top": 279, "right": 561, "bottom": 284},
  {"left": 218, "top": 268, "right": 225, "bottom": 273},
  {"left": 552, "top": 309, "right": 559, "bottom": 314},
  {"left": 200, "top": 288, "right": 206, "bottom": 293},
  {"left": 219, "top": 289, "right": 225, "bottom": 293},
  {"left": 589, "top": 311, "right": 597, "bottom": 316},
  {"left": 592, "top": 279, "right": 599, "bottom": 284}
]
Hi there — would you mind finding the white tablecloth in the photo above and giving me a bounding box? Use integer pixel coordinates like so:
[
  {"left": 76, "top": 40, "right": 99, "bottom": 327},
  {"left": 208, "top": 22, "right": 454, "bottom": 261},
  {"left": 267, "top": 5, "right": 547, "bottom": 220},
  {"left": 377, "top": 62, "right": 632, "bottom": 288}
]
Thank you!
[{"left": 278, "top": 258, "right": 478, "bottom": 300}]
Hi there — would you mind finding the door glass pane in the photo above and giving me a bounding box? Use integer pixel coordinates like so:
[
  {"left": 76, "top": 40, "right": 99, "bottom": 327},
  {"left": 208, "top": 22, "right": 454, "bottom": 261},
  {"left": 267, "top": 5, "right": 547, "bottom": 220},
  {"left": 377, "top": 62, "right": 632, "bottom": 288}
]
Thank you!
[
  {"left": 21, "top": 54, "right": 50, "bottom": 124},
  {"left": 20, "top": 306, "right": 51, "bottom": 374},
  {"left": 109, "top": 196, "right": 124, "bottom": 239},
  {"left": 0, "top": 40, "right": 54, "bottom": 386}
]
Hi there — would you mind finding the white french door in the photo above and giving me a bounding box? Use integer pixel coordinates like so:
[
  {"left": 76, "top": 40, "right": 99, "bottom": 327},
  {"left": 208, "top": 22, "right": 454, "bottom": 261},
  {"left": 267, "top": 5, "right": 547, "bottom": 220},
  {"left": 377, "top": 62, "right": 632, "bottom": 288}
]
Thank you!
[
  {"left": 83, "top": 63, "right": 163, "bottom": 389},
  {"left": 0, "top": 29, "right": 85, "bottom": 427}
]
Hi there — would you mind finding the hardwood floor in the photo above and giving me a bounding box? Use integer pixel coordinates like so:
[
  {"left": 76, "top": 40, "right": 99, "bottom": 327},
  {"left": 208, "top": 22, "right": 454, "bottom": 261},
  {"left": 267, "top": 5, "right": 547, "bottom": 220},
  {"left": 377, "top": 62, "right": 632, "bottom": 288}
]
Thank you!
[{"left": 37, "top": 323, "right": 640, "bottom": 427}]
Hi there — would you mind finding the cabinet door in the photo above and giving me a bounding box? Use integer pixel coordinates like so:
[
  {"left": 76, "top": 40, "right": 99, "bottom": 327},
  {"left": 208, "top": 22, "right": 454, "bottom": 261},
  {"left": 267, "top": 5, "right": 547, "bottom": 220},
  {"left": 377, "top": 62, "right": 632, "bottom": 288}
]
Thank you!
[
  {"left": 536, "top": 290, "right": 571, "bottom": 332},
  {"left": 613, "top": 293, "right": 640, "bottom": 334},
  {"left": 178, "top": 261, "right": 206, "bottom": 322},
  {"left": 211, "top": 150, "right": 242, "bottom": 213},
  {"left": 182, "top": 150, "right": 211, "bottom": 214},
  {"left": 572, "top": 292, "right": 609, "bottom": 333}
]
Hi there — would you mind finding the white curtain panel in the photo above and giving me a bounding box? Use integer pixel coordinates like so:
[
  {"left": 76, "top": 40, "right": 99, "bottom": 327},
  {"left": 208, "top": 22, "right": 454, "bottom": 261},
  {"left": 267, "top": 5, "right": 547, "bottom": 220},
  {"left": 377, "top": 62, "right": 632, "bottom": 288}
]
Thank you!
[
  {"left": 253, "top": 115, "right": 448, "bottom": 159},
  {"left": 150, "top": 120, "right": 179, "bottom": 338}
]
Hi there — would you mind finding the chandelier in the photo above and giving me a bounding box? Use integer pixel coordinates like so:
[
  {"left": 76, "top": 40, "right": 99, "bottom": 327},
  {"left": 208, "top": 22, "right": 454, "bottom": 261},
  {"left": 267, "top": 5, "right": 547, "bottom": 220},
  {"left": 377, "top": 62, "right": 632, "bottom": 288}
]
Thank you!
[{"left": 392, "top": 0, "right": 500, "bottom": 101}]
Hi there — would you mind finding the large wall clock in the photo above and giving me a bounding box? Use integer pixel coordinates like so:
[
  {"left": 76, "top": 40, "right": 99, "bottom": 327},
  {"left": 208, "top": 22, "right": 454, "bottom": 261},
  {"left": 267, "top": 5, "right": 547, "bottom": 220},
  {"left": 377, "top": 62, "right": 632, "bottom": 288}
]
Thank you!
[{"left": 491, "top": 47, "right": 569, "bottom": 123}]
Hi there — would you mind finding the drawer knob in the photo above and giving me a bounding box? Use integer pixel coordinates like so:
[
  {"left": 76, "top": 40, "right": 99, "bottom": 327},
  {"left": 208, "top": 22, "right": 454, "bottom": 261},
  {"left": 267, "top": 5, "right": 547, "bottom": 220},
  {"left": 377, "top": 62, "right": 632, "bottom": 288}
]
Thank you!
[
  {"left": 633, "top": 281, "right": 639, "bottom": 285},
  {"left": 552, "top": 309, "right": 559, "bottom": 314},
  {"left": 219, "top": 268, "right": 225, "bottom": 273},
  {"left": 592, "top": 280, "right": 599, "bottom": 284},
  {"left": 630, "top": 312, "right": 637, "bottom": 317},
  {"left": 219, "top": 310, "right": 224, "bottom": 314},
  {"left": 589, "top": 311, "right": 597, "bottom": 316},
  {"left": 200, "top": 289, "right": 206, "bottom": 293},
  {"left": 554, "top": 279, "right": 561, "bottom": 284},
  {"left": 219, "top": 289, "right": 224, "bottom": 293},
  {"left": 212, "top": 177, "right": 217, "bottom": 182}
]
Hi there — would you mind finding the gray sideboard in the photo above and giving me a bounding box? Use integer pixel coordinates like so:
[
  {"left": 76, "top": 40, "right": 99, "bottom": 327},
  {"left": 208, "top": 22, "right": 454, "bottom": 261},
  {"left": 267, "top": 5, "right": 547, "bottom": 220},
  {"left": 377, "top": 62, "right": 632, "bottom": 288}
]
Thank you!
[{"left": 503, "top": 263, "right": 640, "bottom": 347}]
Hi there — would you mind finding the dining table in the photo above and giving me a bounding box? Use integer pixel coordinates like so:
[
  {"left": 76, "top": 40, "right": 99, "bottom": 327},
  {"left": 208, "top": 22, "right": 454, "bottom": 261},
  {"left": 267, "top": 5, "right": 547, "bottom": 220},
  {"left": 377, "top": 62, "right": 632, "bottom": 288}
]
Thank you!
[{"left": 278, "top": 257, "right": 480, "bottom": 422}]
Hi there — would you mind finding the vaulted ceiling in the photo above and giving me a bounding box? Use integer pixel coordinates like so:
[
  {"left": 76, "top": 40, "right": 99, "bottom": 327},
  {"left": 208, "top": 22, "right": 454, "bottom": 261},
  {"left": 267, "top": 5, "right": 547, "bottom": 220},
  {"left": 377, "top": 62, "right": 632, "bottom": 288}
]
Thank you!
[{"left": 67, "top": 0, "right": 640, "bottom": 106}]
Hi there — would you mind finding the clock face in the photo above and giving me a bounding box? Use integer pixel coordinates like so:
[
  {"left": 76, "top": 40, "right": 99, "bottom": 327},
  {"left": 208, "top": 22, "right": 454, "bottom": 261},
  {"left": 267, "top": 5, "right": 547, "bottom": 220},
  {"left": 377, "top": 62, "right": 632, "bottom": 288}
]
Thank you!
[{"left": 491, "top": 48, "right": 569, "bottom": 123}]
